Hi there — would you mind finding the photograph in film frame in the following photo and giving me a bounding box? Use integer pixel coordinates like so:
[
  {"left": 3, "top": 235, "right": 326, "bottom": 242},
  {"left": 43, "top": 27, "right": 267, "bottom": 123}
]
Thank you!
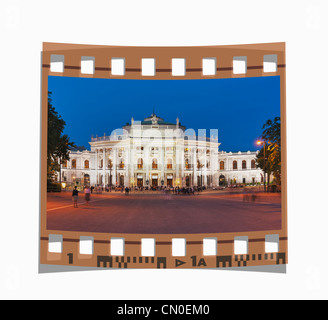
[{"left": 40, "top": 42, "right": 287, "bottom": 270}]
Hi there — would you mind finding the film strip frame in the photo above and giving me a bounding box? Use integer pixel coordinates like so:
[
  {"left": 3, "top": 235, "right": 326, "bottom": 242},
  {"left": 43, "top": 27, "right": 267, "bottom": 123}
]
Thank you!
[{"left": 40, "top": 42, "right": 287, "bottom": 269}]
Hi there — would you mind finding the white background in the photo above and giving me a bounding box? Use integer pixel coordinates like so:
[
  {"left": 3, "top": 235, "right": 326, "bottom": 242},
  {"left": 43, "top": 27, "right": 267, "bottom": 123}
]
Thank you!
[{"left": 0, "top": 0, "right": 327, "bottom": 300}]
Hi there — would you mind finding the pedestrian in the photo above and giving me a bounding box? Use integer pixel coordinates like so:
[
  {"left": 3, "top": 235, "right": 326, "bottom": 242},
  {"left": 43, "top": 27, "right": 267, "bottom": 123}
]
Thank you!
[
  {"left": 72, "top": 186, "right": 79, "bottom": 208},
  {"left": 84, "top": 185, "right": 91, "bottom": 206}
]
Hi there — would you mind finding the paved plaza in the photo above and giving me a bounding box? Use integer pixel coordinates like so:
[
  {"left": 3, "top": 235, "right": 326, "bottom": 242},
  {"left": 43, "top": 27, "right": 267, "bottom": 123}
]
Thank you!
[{"left": 46, "top": 189, "right": 281, "bottom": 234}]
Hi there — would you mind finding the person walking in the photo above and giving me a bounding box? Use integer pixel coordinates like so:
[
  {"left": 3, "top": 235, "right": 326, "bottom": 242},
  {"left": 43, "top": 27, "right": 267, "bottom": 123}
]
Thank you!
[
  {"left": 72, "top": 186, "right": 79, "bottom": 208},
  {"left": 84, "top": 185, "right": 91, "bottom": 206}
]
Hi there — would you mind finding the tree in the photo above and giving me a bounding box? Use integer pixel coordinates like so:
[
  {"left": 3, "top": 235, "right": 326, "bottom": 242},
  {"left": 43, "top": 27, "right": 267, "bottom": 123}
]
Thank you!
[
  {"left": 256, "top": 117, "right": 281, "bottom": 189},
  {"left": 47, "top": 92, "right": 75, "bottom": 185}
]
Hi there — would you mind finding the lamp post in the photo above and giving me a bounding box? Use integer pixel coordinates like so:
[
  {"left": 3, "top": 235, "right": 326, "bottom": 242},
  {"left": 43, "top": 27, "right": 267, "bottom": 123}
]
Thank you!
[{"left": 257, "top": 140, "right": 266, "bottom": 192}]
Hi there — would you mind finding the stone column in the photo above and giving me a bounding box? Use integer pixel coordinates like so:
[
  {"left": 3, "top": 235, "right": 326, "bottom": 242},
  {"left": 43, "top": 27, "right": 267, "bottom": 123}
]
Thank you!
[
  {"left": 193, "top": 147, "right": 197, "bottom": 186},
  {"left": 145, "top": 146, "right": 150, "bottom": 183},
  {"left": 181, "top": 143, "right": 185, "bottom": 186},
  {"left": 203, "top": 148, "right": 207, "bottom": 186},
  {"left": 130, "top": 144, "right": 135, "bottom": 187},
  {"left": 125, "top": 148, "right": 129, "bottom": 186},
  {"left": 103, "top": 148, "right": 106, "bottom": 186},
  {"left": 95, "top": 149, "right": 99, "bottom": 185},
  {"left": 113, "top": 148, "right": 117, "bottom": 186},
  {"left": 175, "top": 144, "right": 179, "bottom": 186},
  {"left": 160, "top": 145, "right": 164, "bottom": 183}
]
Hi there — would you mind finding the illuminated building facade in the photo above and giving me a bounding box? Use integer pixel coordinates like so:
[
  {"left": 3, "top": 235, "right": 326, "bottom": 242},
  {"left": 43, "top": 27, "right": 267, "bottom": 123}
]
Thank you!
[{"left": 60, "top": 113, "right": 263, "bottom": 188}]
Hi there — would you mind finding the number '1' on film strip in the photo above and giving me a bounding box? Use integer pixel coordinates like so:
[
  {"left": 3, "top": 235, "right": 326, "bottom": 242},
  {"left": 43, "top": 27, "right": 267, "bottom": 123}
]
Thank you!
[{"left": 40, "top": 42, "right": 287, "bottom": 270}]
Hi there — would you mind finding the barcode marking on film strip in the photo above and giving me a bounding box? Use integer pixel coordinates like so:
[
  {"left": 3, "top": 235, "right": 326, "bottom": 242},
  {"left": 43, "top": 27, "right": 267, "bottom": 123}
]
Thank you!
[{"left": 40, "top": 236, "right": 288, "bottom": 269}]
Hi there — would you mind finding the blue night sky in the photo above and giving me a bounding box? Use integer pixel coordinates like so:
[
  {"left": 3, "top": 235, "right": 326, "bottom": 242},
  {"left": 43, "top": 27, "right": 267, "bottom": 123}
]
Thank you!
[{"left": 48, "top": 76, "right": 280, "bottom": 152}]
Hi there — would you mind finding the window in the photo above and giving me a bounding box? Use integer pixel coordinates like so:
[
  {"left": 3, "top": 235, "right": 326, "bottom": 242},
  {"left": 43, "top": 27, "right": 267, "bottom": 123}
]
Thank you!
[
  {"left": 242, "top": 160, "right": 247, "bottom": 170},
  {"left": 84, "top": 160, "right": 89, "bottom": 169},
  {"left": 138, "top": 158, "right": 143, "bottom": 169},
  {"left": 251, "top": 160, "right": 256, "bottom": 169},
  {"left": 167, "top": 158, "right": 172, "bottom": 169},
  {"left": 233, "top": 160, "right": 237, "bottom": 170},
  {"left": 100, "top": 159, "right": 103, "bottom": 168},
  {"left": 119, "top": 159, "right": 124, "bottom": 169},
  {"left": 220, "top": 161, "right": 224, "bottom": 170},
  {"left": 62, "top": 160, "right": 67, "bottom": 168},
  {"left": 185, "top": 159, "right": 191, "bottom": 169},
  {"left": 71, "top": 159, "right": 76, "bottom": 168},
  {"left": 152, "top": 159, "right": 158, "bottom": 169},
  {"left": 108, "top": 159, "right": 113, "bottom": 169}
]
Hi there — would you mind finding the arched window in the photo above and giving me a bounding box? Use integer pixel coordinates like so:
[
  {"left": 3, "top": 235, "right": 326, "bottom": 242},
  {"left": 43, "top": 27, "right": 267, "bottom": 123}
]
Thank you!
[
  {"left": 84, "top": 160, "right": 89, "bottom": 169},
  {"left": 185, "top": 158, "right": 191, "bottom": 169},
  {"left": 84, "top": 174, "right": 90, "bottom": 185},
  {"left": 220, "top": 161, "right": 224, "bottom": 170},
  {"left": 119, "top": 159, "right": 124, "bottom": 169},
  {"left": 233, "top": 160, "right": 237, "bottom": 170},
  {"left": 152, "top": 158, "right": 158, "bottom": 169},
  {"left": 138, "top": 158, "right": 143, "bottom": 169},
  {"left": 62, "top": 160, "right": 67, "bottom": 168},
  {"left": 71, "top": 159, "right": 76, "bottom": 168},
  {"left": 167, "top": 158, "right": 172, "bottom": 169},
  {"left": 242, "top": 160, "right": 247, "bottom": 170},
  {"left": 251, "top": 160, "right": 256, "bottom": 169}
]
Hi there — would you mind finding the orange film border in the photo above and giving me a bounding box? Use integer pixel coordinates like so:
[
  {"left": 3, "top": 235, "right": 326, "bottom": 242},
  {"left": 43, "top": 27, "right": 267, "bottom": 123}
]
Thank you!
[{"left": 40, "top": 42, "right": 287, "bottom": 269}]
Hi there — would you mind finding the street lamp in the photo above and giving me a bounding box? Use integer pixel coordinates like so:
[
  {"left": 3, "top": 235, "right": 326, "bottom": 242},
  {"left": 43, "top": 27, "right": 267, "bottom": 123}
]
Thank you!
[{"left": 257, "top": 139, "right": 266, "bottom": 192}]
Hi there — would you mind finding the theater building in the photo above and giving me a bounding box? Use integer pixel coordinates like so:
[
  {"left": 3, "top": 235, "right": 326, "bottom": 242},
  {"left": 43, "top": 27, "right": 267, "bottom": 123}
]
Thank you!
[{"left": 60, "top": 113, "right": 263, "bottom": 188}]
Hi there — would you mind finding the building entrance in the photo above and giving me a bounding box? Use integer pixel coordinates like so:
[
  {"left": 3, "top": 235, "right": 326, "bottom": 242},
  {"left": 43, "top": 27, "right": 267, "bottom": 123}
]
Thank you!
[{"left": 137, "top": 178, "right": 143, "bottom": 187}]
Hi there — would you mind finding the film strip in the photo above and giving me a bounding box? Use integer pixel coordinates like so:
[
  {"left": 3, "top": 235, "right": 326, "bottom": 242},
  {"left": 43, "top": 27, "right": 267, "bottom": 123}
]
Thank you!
[{"left": 40, "top": 42, "right": 287, "bottom": 269}]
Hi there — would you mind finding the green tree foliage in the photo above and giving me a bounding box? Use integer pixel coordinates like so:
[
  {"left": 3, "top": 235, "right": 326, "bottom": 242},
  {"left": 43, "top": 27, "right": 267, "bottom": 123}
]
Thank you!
[
  {"left": 256, "top": 117, "right": 281, "bottom": 187},
  {"left": 47, "top": 92, "right": 75, "bottom": 183}
]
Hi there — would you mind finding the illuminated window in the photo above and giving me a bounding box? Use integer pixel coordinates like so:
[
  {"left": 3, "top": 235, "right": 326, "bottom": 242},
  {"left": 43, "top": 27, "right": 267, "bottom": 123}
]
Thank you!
[
  {"left": 220, "top": 161, "right": 224, "bottom": 170},
  {"left": 71, "top": 159, "right": 76, "bottom": 168},
  {"left": 185, "top": 159, "right": 191, "bottom": 169},
  {"left": 138, "top": 158, "right": 143, "bottom": 169},
  {"left": 84, "top": 160, "right": 89, "bottom": 169},
  {"left": 108, "top": 159, "right": 113, "bottom": 168},
  {"left": 152, "top": 159, "right": 158, "bottom": 169},
  {"left": 119, "top": 159, "right": 124, "bottom": 169},
  {"left": 242, "top": 160, "right": 247, "bottom": 170},
  {"left": 233, "top": 161, "right": 237, "bottom": 170},
  {"left": 62, "top": 160, "right": 67, "bottom": 168},
  {"left": 167, "top": 158, "right": 172, "bottom": 169}
]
